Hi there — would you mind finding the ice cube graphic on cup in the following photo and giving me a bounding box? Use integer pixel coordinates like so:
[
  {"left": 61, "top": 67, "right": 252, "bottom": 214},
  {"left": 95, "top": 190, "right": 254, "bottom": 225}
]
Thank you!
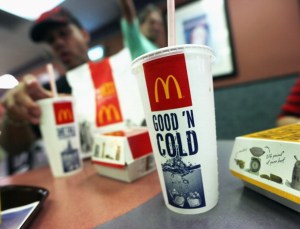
[{"left": 163, "top": 153, "right": 205, "bottom": 208}]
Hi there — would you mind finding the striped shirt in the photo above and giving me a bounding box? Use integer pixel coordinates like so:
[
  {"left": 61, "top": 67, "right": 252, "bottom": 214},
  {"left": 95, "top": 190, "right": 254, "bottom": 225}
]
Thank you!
[{"left": 279, "top": 77, "right": 300, "bottom": 118}]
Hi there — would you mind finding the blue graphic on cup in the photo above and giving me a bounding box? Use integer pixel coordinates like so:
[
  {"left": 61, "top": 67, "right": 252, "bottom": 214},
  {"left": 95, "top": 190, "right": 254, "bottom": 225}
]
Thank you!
[
  {"left": 162, "top": 154, "right": 206, "bottom": 209},
  {"left": 61, "top": 140, "right": 81, "bottom": 172}
]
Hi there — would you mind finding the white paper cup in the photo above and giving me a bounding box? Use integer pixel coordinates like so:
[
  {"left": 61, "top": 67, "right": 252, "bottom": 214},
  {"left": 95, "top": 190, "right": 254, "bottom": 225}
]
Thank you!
[
  {"left": 37, "top": 97, "right": 82, "bottom": 177},
  {"left": 132, "top": 44, "right": 219, "bottom": 214}
]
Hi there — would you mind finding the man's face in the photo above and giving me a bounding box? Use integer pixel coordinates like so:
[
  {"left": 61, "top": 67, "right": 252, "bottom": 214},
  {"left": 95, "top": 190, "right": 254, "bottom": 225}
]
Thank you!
[
  {"left": 140, "top": 10, "right": 163, "bottom": 43},
  {"left": 44, "top": 24, "right": 90, "bottom": 70}
]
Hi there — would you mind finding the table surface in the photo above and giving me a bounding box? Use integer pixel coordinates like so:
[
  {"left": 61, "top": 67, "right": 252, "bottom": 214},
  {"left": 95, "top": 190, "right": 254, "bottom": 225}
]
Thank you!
[
  {"left": 0, "top": 156, "right": 161, "bottom": 228},
  {"left": 1, "top": 140, "right": 300, "bottom": 229}
]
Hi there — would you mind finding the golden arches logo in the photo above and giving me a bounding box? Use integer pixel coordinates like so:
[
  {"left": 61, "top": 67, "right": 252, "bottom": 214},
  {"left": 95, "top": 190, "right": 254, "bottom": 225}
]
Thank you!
[
  {"left": 98, "top": 104, "right": 121, "bottom": 124},
  {"left": 154, "top": 75, "right": 183, "bottom": 102},
  {"left": 58, "top": 109, "right": 73, "bottom": 123}
]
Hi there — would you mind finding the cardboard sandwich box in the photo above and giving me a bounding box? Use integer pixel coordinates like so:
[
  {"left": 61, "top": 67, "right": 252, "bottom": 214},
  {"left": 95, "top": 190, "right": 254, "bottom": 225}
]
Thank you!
[
  {"left": 229, "top": 123, "right": 300, "bottom": 212},
  {"left": 92, "top": 128, "right": 156, "bottom": 182}
]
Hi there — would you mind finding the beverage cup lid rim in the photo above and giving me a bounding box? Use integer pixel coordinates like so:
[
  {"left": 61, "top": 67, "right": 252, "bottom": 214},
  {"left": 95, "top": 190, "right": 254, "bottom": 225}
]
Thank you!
[{"left": 132, "top": 44, "right": 215, "bottom": 69}]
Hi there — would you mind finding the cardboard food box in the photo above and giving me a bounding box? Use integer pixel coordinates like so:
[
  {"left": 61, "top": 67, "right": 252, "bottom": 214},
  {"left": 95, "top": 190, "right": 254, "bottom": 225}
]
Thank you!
[
  {"left": 229, "top": 123, "right": 300, "bottom": 212},
  {"left": 92, "top": 128, "right": 156, "bottom": 182},
  {"left": 66, "top": 48, "right": 145, "bottom": 158}
]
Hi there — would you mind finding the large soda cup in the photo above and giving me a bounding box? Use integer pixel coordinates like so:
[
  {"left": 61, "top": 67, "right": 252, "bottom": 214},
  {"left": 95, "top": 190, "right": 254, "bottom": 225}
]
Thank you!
[
  {"left": 38, "top": 97, "right": 82, "bottom": 177},
  {"left": 132, "top": 44, "right": 218, "bottom": 214}
]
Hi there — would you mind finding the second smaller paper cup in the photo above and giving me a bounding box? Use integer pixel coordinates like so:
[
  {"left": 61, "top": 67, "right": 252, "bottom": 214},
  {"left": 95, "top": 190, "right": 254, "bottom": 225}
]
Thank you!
[{"left": 38, "top": 97, "right": 82, "bottom": 177}]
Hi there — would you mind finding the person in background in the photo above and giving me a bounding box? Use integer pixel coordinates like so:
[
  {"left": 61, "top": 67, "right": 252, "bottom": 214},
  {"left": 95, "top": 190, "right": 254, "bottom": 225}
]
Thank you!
[
  {"left": 119, "top": 0, "right": 165, "bottom": 60},
  {"left": 0, "top": 7, "right": 90, "bottom": 174},
  {"left": 277, "top": 75, "right": 300, "bottom": 126}
]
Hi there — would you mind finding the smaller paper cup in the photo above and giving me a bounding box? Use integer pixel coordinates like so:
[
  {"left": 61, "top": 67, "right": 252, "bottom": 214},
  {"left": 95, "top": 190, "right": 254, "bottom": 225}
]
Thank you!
[{"left": 38, "top": 97, "right": 82, "bottom": 177}]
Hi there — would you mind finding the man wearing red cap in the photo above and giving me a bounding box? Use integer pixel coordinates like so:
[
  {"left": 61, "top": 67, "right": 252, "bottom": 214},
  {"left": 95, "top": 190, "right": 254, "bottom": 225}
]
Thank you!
[
  {"left": 31, "top": 7, "right": 90, "bottom": 71},
  {"left": 0, "top": 7, "right": 91, "bottom": 174}
]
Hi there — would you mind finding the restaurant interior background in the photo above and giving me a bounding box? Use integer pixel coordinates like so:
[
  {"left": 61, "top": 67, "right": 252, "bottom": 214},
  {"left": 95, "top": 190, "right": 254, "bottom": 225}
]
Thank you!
[{"left": 0, "top": 0, "right": 299, "bottom": 138}]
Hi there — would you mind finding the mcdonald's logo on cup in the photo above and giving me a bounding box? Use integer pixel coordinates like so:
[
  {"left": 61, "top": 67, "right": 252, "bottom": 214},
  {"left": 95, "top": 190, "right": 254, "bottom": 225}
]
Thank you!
[
  {"left": 143, "top": 54, "right": 192, "bottom": 111},
  {"left": 154, "top": 75, "right": 183, "bottom": 102},
  {"left": 53, "top": 102, "right": 74, "bottom": 125},
  {"left": 97, "top": 104, "right": 122, "bottom": 126}
]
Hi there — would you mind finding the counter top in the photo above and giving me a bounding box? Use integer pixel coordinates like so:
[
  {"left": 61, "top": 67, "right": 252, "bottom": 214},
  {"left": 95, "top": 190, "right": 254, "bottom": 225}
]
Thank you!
[
  {"left": 98, "top": 140, "right": 300, "bottom": 229},
  {"left": 0, "top": 158, "right": 161, "bottom": 228},
  {"left": 1, "top": 140, "right": 300, "bottom": 229}
]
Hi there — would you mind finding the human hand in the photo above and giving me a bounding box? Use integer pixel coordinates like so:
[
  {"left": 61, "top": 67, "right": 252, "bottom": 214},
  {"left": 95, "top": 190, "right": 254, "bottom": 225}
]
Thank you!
[
  {"left": 119, "top": 0, "right": 136, "bottom": 23},
  {"left": 1, "top": 75, "right": 52, "bottom": 125}
]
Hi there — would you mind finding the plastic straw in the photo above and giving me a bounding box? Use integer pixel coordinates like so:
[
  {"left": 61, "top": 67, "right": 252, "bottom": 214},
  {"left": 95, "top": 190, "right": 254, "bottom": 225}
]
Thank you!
[
  {"left": 167, "top": 0, "right": 176, "bottom": 46},
  {"left": 46, "top": 63, "right": 58, "bottom": 97}
]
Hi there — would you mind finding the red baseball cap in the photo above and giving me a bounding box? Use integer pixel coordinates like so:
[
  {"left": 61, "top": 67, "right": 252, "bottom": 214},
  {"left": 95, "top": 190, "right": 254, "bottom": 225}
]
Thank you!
[{"left": 30, "top": 7, "right": 82, "bottom": 42}]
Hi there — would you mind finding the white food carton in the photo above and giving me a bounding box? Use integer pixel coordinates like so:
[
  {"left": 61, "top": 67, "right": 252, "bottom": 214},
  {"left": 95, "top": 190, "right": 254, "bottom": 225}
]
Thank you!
[
  {"left": 92, "top": 128, "right": 156, "bottom": 182},
  {"left": 229, "top": 123, "right": 300, "bottom": 212},
  {"left": 66, "top": 48, "right": 145, "bottom": 158}
]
